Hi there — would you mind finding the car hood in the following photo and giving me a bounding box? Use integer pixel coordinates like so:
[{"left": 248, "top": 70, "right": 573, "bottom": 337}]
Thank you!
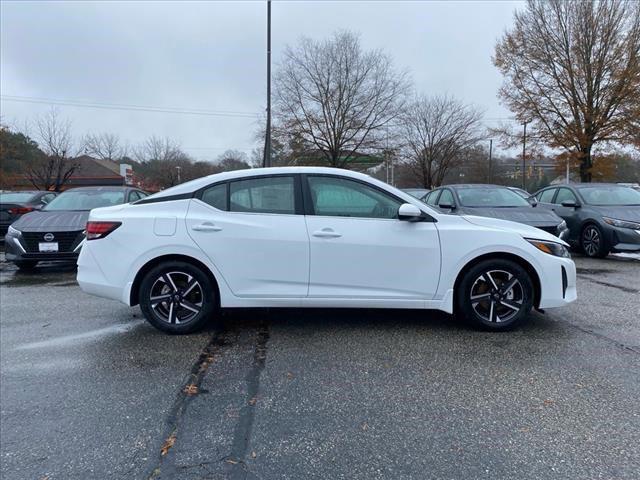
[
  {"left": 461, "top": 214, "right": 567, "bottom": 245},
  {"left": 11, "top": 210, "right": 89, "bottom": 232},
  {"left": 458, "top": 206, "right": 562, "bottom": 227},
  {"left": 590, "top": 205, "right": 640, "bottom": 222}
]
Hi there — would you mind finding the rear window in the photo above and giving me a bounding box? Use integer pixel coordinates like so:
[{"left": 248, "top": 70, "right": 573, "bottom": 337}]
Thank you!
[
  {"left": 229, "top": 176, "right": 295, "bottom": 214},
  {"left": 43, "top": 191, "right": 126, "bottom": 211},
  {"left": 0, "top": 192, "right": 37, "bottom": 203}
]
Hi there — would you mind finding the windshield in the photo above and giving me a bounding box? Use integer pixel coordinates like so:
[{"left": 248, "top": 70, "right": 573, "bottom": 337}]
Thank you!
[
  {"left": 43, "top": 190, "right": 125, "bottom": 211},
  {"left": 0, "top": 192, "right": 37, "bottom": 203},
  {"left": 578, "top": 186, "right": 640, "bottom": 206},
  {"left": 457, "top": 187, "right": 531, "bottom": 208}
]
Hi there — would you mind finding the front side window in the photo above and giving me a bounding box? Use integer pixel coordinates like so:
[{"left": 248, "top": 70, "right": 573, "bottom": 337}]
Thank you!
[
  {"left": 307, "top": 176, "right": 401, "bottom": 219},
  {"left": 554, "top": 188, "right": 577, "bottom": 204},
  {"left": 229, "top": 176, "right": 295, "bottom": 214}
]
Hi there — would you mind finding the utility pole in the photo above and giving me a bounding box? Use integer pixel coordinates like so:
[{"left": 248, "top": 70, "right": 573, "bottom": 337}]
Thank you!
[
  {"left": 521, "top": 121, "right": 528, "bottom": 189},
  {"left": 176, "top": 166, "right": 181, "bottom": 184},
  {"left": 264, "top": 0, "right": 272, "bottom": 168},
  {"left": 488, "top": 139, "right": 493, "bottom": 183}
]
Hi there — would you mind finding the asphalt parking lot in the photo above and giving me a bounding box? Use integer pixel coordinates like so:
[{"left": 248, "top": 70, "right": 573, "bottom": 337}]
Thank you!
[{"left": 1, "top": 252, "right": 639, "bottom": 480}]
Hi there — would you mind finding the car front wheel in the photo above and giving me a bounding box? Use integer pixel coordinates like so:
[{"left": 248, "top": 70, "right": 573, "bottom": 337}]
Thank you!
[
  {"left": 580, "top": 224, "right": 608, "bottom": 258},
  {"left": 457, "top": 259, "right": 534, "bottom": 331},
  {"left": 139, "top": 261, "right": 216, "bottom": 334}
]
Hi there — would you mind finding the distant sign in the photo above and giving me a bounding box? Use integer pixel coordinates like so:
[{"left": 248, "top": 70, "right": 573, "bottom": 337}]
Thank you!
[{"left": 119, "top": 164, "right": 134, "bottom": 185}]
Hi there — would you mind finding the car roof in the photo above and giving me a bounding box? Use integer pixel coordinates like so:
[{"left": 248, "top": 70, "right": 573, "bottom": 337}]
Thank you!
[
  {"left": 438, "top": 184, "right": 507, "bottom": 189},
  {"left": 147, "top": 167, "right": 389, "bottom": 199},
  {"left": 63, "top": 186, "right": 134, "bottom": 192}
]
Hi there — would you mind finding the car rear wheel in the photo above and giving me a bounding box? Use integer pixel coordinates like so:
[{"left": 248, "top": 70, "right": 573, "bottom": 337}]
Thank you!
[
  {"left": 139, "top": 261, "right": 216, "bottom": 334},
  {"left": 457, "top": 259, "right": 534, "bottom": 331},
  {"left": 580, "top": 224, "right": 609, "bottom": 258}
]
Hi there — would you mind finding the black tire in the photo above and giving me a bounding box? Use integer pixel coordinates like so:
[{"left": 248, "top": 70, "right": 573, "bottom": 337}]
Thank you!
[
  {"left": 14, "top": 260, "right": 38, "bottom": 271},
  {"left": 580, "top": 223, "right": 609, "bottom": 258},
  {"left": 139, "top": 261, "right": 216, "bottom": 334},
  {"left": 456, "top": 259, "right": 534, "bottom": 331}
]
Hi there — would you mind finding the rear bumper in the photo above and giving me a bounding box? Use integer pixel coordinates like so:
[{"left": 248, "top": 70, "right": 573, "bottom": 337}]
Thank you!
[{"left": 77, "top": 245, "right": 126, "bottom": 303}]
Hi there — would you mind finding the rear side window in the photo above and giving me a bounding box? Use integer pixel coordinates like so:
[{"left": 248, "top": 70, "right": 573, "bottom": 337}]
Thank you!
[
  {"left": 230, "top": 176, "right": 295, "bottom": 214},
  {"left": 424, "top": 190, "right": 440, "bottom": 206},
  {"left": 537, "top": 188, "right": 556, "bottom": 203},
  {"left": 438, "top": 189, "right": 454, "bottom": 206},
  {"left": 201, "top": 183, "right": 228, "bottom": 210},
  {"left": 554, "top": 188, "right": 577, "bottom": 204}
]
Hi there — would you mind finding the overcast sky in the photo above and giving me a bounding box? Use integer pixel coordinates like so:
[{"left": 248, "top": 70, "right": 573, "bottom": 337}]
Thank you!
[{"left": 1, "top": 0, "right": 523, "bottom": 161}]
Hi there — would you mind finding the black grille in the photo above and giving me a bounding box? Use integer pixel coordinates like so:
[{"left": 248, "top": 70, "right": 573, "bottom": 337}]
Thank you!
[{"left": 21, "top": 230, "right": 83, "bottom": 253}]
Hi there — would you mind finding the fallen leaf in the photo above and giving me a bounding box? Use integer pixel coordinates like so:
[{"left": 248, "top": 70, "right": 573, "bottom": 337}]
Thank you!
[
  {"left": 286, "top": 372, "right": 295, "bottom": 380},
  {"left": 248, "top": 396, "right": 257, "bottom": 406},
  {"left": 361, "top": 422, "right": 369, "bottom": 431},
  {"left": 251, "top": 451, "right": 257, "bottom": 459},
  {"left": 160, "top": 432, "right": 176, "bottom": 456},
  {"left": 226, "top": 458, "right": 238, "bottom": 465},
  {"left": 184, "top": 384, "right": 199, "bottom": 396},
  {"left": 543, "top": 399, "right": 554, "bottom": 406}
]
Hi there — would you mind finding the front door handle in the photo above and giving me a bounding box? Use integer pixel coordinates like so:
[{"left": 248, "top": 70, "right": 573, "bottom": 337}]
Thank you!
[
  {"left": 312, "top": 228, "right": 342, "bottom": 238},
  {"left": 192, "top": 222, "right": 222, "bottom": 232}
]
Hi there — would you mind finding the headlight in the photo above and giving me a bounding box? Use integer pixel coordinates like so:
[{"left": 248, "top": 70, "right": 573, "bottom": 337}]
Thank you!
[
  {"left": 526, "top": 238, "right": 570, "bottom": 258},
  {"left": 7, "top": 225, "right": 21, "bottom": 236},
  {"left": 602, "top": 217, "right": 640, "bottom": 230}
]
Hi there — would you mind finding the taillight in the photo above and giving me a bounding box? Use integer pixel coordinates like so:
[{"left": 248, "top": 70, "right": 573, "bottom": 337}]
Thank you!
[
  {"left": 86, "top": 221, "right": 122, "bottom": 240},
  {"left": 8, "top": 207, "right": 34, "bottom": 215}
]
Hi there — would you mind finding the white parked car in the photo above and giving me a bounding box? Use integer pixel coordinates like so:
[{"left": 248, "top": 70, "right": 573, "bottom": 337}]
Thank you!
[{"left": 77, "top": 167, "right": 577, "bottom": 334}]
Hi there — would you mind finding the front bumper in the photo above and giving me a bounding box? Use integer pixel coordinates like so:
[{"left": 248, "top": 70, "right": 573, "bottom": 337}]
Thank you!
[
  {"left": 608, "top": 227, "right": 640, "bottom": 253},
  {"left": 538, "top": 256, "right": 577, "bottom": 309},
  {"left": 4, "top": 230, "right": 83, "bottom": 263}
]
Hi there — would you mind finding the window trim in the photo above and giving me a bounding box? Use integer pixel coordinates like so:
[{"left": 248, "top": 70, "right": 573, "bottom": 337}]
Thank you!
[
  {"left": 196, "top": 174, "right": 304, "bottom": 216},
  {"left": 301, "top": 173, "right": 435, "bottom": 222}
]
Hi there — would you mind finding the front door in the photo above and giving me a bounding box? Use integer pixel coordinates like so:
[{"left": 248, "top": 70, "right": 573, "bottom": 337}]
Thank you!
[{"left": 304, "top": 175, "right": 441, "bottom": 300}]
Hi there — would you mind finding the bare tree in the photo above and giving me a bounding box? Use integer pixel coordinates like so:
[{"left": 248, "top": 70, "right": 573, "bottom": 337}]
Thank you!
[
  {"left": 83, "top": 132, "right": 127, "bottom": 161},
  {"left": 274, "top": 31, "right": 411, "bottom": 168},
  {"left": 494, "top": 0, "right": 640, "bottom": 182},
  {"left": 28, "top": 108, "right": 80, "bottom": 191},
  {"left": 134, "top": 135, "right": 183, "bottom": 163},
  {"left": 400, "top": 95, "right": 485, "bottom": 189},
  {"left": 216, "top": 149, "right": 250, "bottom": 171}
]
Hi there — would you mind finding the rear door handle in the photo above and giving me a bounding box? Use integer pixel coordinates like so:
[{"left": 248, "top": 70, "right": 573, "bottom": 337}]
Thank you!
[
  {"left": 192, "top": 222, "right": 222, "bottom": 232},
  {"left": 312, "top": 228, "right": 342, "bottom": 238}
]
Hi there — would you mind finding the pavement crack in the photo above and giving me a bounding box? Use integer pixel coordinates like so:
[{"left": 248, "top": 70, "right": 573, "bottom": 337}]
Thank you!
[
  {"left": 144, "top": 327, "right": 231, "bottom": 480},
  {"left": 576, "top": 274, "right": 639, "bottom": 294},
  {"left": 227, "top": 320, "right": 270, "bottom": 480}
]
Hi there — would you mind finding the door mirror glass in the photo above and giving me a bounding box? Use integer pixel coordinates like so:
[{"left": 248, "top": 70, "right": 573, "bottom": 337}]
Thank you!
[{"left": 398, "top": 203, "right": 424, "bottom": 221}]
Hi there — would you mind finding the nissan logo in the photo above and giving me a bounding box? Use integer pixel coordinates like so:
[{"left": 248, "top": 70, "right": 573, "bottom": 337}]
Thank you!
[{"left": 43, "top": 233, "right": 55, "bottom": 242}]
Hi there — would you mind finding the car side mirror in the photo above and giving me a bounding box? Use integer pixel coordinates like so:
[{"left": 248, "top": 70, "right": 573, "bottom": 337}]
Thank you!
[
  {"left": 561, "top": 200, "right": 580, "bottom": 208},
  {"left": 438, "top": 201, "right": 455, "bottom": 210},
  {"left": 398, "top": 203, "right": 425, "bottom": 222},
  {"left": 528, "top": 197, "right": 538, "bottom": 207}
]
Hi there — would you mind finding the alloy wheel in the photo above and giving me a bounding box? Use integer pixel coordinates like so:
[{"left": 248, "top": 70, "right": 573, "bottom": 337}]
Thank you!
[
  {"left": 582, "top": 226, "right": 600, "bottom": 257},
  {"left": 469, "top": 269, "right": 524, "bottom": 323},
  {"left": 149, "top": 271, "right": 204, "bottom": 324}
]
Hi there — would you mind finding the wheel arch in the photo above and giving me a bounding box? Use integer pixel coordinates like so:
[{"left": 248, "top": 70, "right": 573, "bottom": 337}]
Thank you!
[
  {"left": 129, "top": 254, "right": 220, "bottom": 307},
  {"left": 453, "top": 252, "right": 542, "bottom": 310}
]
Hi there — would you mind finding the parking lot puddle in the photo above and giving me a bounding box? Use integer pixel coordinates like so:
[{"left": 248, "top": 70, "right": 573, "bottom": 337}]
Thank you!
[{"left": 14, "top": 320, "right": 144, "bottom": 350}]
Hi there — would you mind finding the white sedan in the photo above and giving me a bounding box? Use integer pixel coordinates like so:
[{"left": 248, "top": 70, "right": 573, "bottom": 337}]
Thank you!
[{"left": 77, "top": 167, "right": 577, "bottom": 334}]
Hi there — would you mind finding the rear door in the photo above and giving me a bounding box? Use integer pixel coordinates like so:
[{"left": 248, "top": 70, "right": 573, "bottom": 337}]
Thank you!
[
  {"left": 186, "top": 175, "right": 310, "bottom": 298},
  {"left": 303, "top": 174, "right": 440, "bottom": 300}
]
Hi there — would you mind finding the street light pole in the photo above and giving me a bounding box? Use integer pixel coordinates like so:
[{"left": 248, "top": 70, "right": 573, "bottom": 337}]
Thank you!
[
  {"left": 264, "top": 0, "right": 272, "bottom": 168},
  {"left": 488, "top": 139, "right": 493, "bottom": 183},
  {"left": 521, "top": 121, "right": 528, "bottom": 189}
]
